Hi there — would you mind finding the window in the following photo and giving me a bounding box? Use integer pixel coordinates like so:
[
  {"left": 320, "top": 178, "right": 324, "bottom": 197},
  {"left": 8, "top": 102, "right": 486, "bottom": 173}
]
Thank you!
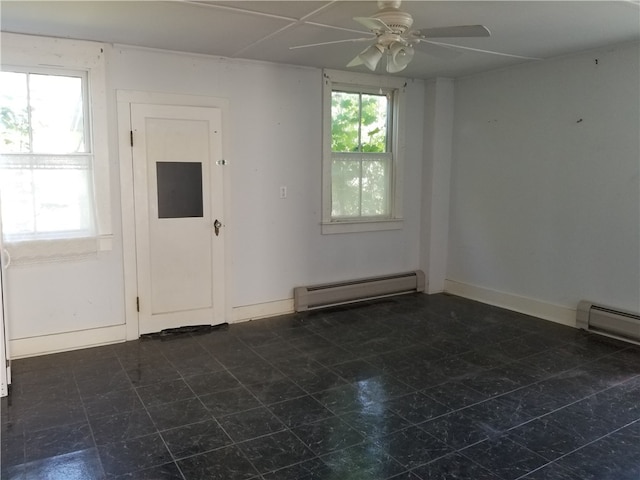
[
  {"left": 0, "top": 33, "right": 111, "bottom": 264},
  {"left": 0, "top": 68, "right": 95, "bottom": 241},
  {"left": 322, "top": 69, "right": 405, "bottom": 234}
]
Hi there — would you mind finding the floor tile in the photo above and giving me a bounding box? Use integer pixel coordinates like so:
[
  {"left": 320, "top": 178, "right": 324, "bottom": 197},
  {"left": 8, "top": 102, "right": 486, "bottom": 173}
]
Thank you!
[
  {"left": 386, "top": 392, "right": 450, "bottom": 424},
  {"left": 312, "top": 383, "right": 362, "bottom": 415},
  {"left": 98, "top": 433, "right": 172, "bottom": 477},
  {"left": 161, "top": 419, "right": 232, "bottom": 459},
  {"left": 507, "top": 416, "right": 587, "bottom": 461},
  {"left": 91, "top": 409, "right": 158, "bottom": 446},
  {"left": 218, "top": 406, "right": 286, "bottom": 442},
  {"left": 24, "top": 422, "right": 94, "bottom": 463},
  {"left": 410, "top": 452, "right": 501, "bottom": 480},
  {"left": 136, "top": 378, "right": 195, "bottom": 408},
  {"left": 261, "top": 457, "right": 330, "bottom": 480},
  {"left": 269, "top": 395, "right": 333, "bottom": 428},
  {"left": 146, "top": 398, "right": 212, "bottom": 431},
  {"left": 375, "top": 426, "right": 452, "bottom": 469},
  {"left": 291, "top": 416, "right": 364, "bottom": 456},
  {"left": 83, "top": 388, "right": 144, "bottom": 419},
  {"left": 245, "top": 377, "right": 307, "bottom": 405},
  {"left": 177, "top": 444, "right": 259, "bottom": 480},
  {"left": 166, "top": 352, "right": 225, "bottom": 377},
  {"left": 422, "top": 382, "right": 488, "bottom": 410},
  {"left": 199, "top": 386, "right": 262, "bottom": 417},
  {"left": 555, "top": 421, "right": 640, "bottom": 480},
  {"left": 518, "top": 463, "right": 583, "bottom": 479},
  {"left": 460, "top": 436, "right": 548, "bottom": 480},
  {"left": 184, "top": 371, "right": 241, "bottom": 396},
  {"left": 420, "top": 409, "right": 489, "bottom": 449},
  {"left": 125, "top": 362, "right": 180, "bottom": 388},
  {"left": 330, "top": 360, "right": 383, "bottom": 383},
  {"left": 4, "top": 294, "right": 640, "bottom": 480},
  {"left": 238, "top": 430, "right": 315, "bottom": 474},
  {"left": 21, "top": 448, "right": 104, "bottom": 480},
  {"left": 113, "top": 461, "right": 184, "bottom": 479},
  {"left": 320, "top": 441, "right": 405, "bottom": 479},
  {"left": 339, "top": 408, "right": 412, "bottom": 439},
  {"left": 461, "top": 363, "right": 541, "bottom": 397},
  {"left": 229, "top": 363, "right": 284, "bottom": 386}
]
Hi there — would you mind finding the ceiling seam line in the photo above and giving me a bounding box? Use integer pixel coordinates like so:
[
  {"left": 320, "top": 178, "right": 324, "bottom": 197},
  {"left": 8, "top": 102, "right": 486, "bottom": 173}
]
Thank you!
[
  {"left": 180, "top": 1, "right": 299, "bottom": 22},
  {"left": 229, "top": 1, "right": 347, "bottom": 58}
]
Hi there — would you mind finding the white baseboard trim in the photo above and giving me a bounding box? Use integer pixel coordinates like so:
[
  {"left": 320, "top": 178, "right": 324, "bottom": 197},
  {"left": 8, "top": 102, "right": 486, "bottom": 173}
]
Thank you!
[
  {"left": 9, "top": 324, "right": 126, "bottom": 359},
  {"left": 443, "top": 280, "right": 577, "bottom": 327},
  {"left": 231, "top": 299, "right": 294, "bottom": 324}
]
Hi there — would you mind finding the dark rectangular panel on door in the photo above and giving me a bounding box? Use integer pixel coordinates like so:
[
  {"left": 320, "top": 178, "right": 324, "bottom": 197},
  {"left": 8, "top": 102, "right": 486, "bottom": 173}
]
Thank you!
[{"left": 156, "top": 161, "right": 203, "bottom": 218}]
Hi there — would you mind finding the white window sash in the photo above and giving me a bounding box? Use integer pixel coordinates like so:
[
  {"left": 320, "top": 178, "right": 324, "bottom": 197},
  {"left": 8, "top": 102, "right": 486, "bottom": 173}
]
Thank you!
[
  {"left": 1, "top": 33, "right": 112, "bottom": 262},
  {"left": 322, "top": 69, "right": 405, "bottom": 234}
]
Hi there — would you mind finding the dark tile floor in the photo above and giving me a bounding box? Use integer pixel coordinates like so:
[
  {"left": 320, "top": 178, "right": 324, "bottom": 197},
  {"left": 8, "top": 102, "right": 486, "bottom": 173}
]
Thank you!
[{"left": 2, "top": 293, "right": 640, "bottom": 479}]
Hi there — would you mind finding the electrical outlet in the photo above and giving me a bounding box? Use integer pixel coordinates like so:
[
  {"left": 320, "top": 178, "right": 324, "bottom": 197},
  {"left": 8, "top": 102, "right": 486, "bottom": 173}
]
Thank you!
[{"left": 280, "top": 186, "right": 287, "bottom": 199}]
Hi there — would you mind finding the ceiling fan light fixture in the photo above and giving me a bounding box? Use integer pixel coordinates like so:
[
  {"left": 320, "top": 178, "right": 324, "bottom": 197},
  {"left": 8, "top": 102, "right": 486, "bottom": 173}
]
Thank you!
[
  {"left": 359, "top": 44, "right": 385, "bottom": 71},
  {"left": 387, "top": 42, "right": 414, "bottom": 72}
]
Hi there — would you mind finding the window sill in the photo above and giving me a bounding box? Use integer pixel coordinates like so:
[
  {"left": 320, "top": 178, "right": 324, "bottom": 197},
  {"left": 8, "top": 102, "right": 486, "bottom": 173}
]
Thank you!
[{"left": 321, "top": 219, "right": 403, "bottom": 235}]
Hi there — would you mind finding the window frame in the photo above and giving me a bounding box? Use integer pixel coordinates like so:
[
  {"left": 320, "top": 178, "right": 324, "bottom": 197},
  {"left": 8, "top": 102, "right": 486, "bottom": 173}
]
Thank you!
[
  {"left": 1, "top": 33, "right": 112, "bottom": 258},
  {"left": 322, "top": 69, "right": 406, "bottom": 234},
  {"left": 1, "top": 67, "right": 96, "bottom": 242}
]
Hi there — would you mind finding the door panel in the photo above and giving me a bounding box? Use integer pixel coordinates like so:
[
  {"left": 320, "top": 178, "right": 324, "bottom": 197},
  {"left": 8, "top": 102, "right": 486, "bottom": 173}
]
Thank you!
[{"left": 131, "top": 104, "right": 225, "bottom": 334}]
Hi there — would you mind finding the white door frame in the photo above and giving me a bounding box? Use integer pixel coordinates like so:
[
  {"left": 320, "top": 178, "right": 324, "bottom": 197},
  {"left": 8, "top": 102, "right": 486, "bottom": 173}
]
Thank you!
[
  {"left": 0, "top": 228, "right": 9, "bottom": 397},
  {"left": 117, "top": 91, "right": 233, "bottom": 340}
]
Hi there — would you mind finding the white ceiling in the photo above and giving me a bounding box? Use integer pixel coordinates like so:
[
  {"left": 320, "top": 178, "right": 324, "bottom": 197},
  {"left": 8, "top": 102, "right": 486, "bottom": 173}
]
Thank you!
[{"left": 1, "top": 1, "right": 639, "bottom": 79}]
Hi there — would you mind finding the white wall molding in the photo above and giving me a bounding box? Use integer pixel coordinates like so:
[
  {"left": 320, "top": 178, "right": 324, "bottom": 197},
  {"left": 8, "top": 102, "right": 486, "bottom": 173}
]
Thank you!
[
  {"left": 444, "top": 279, "right": 576, "bottom": 327},
  {"left": 9, "top": 325, "right": 126, "bottom": 359},
  {"left": 231, "top": 299, "right": 294, "bottom": 324}
]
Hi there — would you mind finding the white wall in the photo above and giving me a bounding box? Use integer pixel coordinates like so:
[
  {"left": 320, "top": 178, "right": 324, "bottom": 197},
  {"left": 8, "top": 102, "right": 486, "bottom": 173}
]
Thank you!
[
  {"left": 447, "top": 42, "right": 640, "bottom": 318},
  {"left": 420, "top": 78, "right": 454, "bottom": 294},
  {"left": 4, "top": 38, "right": 426, "bottom": 355},
  {"left": 110, "top": 46, "right": 425, "bottom": 309}
]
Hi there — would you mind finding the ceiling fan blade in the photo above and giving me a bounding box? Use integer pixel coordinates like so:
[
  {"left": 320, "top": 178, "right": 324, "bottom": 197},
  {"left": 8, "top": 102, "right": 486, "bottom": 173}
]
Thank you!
[
  {"left": 424, "top": 40, "right": 542, "bottom": 60},
  {"left": 354, "top": 16, "right": 393, "bottom": 33},
  {"left": 346, "top": 54, "right": 364, "bottom": 67},
  {"left": 419, "top": 25, "right": 491, "bottom": 38},
  {"left": 289, "top": 37, "right": 373, "bottom": 50},
  {"left": 413, "top": 41, "right": 462, "bottom": 60}
]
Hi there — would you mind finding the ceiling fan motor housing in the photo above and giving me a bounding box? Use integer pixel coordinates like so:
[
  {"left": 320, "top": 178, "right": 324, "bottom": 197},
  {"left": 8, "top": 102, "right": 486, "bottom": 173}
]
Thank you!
[{"left": 374, "top": 6, "right": 414, "bottom": 34}]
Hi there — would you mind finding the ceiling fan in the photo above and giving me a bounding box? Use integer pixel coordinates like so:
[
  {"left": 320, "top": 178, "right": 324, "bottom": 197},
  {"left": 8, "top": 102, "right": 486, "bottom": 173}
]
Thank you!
[{"left": 291, "top": 0, "right": 533, "bottom": 73}]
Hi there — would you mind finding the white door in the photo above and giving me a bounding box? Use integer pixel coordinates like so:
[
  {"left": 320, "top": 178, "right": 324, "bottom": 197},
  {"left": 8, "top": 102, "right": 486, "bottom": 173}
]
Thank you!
[{"left": 131, "top": 104, "right": 225, "bottom": 335}]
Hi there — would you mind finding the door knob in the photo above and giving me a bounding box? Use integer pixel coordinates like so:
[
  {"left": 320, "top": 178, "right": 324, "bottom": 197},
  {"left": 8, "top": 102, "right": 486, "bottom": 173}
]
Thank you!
[{"left": 213, "top": 219, "right": 222, "bottom": 236}]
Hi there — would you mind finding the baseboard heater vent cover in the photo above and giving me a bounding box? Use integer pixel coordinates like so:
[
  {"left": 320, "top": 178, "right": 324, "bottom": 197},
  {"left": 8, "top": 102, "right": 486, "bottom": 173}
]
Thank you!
[
  {"left": 576, "top": 300, "right": 640, "bottom": 345},
  {"left": 294, "top": 270, "right": 425, "bottom": 312}
]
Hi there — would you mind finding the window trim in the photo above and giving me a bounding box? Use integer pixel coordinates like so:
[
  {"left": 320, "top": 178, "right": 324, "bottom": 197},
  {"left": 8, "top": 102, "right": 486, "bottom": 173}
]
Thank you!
[
  {"left": 322, "top": 69, "right": 406, "bottom": 234},
  {"left": 1, "top": 33, "right": 112, "bottom": 254}
]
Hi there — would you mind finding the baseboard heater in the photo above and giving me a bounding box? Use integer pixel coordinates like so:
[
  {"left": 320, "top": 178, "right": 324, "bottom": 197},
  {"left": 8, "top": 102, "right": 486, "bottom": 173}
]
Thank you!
[
  {"left": 576, "top": 300, "right": 640, "bottom": 345},
  {"left": 294, "top": 270, "right": 425, "bottom": 312}
]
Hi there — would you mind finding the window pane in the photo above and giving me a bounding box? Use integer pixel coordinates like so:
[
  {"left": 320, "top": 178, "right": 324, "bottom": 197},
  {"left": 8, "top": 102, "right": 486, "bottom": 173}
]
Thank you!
[
  {"left": 331, "top": 91, "right": 359, "bottom": 152},
  {"left": 33, "top": 168, "right": 94, "bottom": 234},
  {"left": 0, "top": 169, "right": 35, "bottom": 234},
  {"left": 0, "top": 159, "right": 95, "bottom": 240},
  {"left": 0, "top": 71, "right": 30, "bottom": 153},
  {"left": 361, "top": 159, "right": 390, "bottom": 216},
  {"left": 360, "top": 94, "right": 388, "bottom": 153},
  {"left": 30, "top": 74, "right": 86, "bottom": 154},
  {"left": 331, "top": 157, "right": 361, "bottom": 217}
]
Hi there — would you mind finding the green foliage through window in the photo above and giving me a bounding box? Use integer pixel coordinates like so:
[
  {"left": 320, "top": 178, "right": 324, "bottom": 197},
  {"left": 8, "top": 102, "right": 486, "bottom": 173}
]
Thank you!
[
  {"left": 331, "top": 91, "right": 388, "bottom": 153},
  {"left": 330, "top": 88, "right": 392, "bottom": 218}
]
